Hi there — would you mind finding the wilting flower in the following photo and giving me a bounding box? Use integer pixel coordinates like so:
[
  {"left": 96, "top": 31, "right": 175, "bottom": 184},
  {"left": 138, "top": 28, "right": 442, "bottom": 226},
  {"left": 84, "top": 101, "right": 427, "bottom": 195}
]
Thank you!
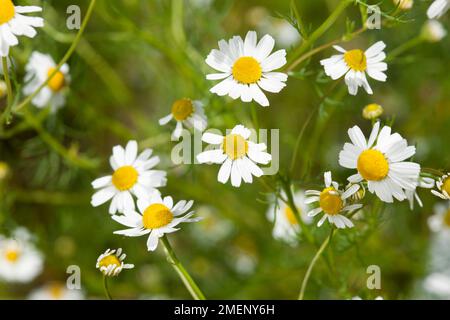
[
  {"left": 427, "top": 0, "right": 449, "bottom": 19},
  {"left": 112, "top": 194, "right": 201, "bottom": 251},
  {"left": 305, "top": 172, "right": 362, "bottom": 229},
  {"left": 91, "top": 140, "right": 167, "bottom": 214},
  {"left": 362, "top": 103, "right": 384, "bottom": 120},
  {"left": 196, "top": 125, "right": 271, "bottom": 187},
  {"left": 406, "top": 176, "right": 434, "bottom": 210},
  {"left": 159, "top": 98, "right": 207, "bottom": 140},
  {"left": 431, "top": 172, "right": 450, "bottom": 200},
  {"left": 23, "top": 52, "right": 70, "bottom": 111},
  {"left": 428, "top": 202, "right": 450, "bottom": 232},
  {"left": 339, "top": 122, "right": 420, "bottom": 203},
  {"left": 28, "top": 282, "right": 84, "bottom": 300},
  {"left": 422, "top": 20, "right": 447, "bottom": 42},
  {"left": 0, "top": 0, "right": 44, "bottom": 57},
  {"left": 96, "top": 248, "right": 134, "bottom": 276},
  {"left": 205, "top": 30, "right": 287, "bottom": 107},
  {"left": 0, "top": 228, "right": 43, "bottom": 283},
  {"left": 320, "top": 41, "right": 387, "bottom": 95},
  {"left": 393, "top": 0, "right": 413, "bottom": 10},
  {"left": 266, "top": 190, "right": 312, "bottom": 245}
]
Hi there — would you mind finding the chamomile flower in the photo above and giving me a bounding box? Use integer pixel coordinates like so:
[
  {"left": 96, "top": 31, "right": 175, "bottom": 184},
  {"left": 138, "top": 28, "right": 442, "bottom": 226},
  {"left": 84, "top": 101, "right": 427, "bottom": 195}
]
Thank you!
[
  {"left": 428, "top": 202, "right": 450, "bottom": 232},
  {"left": 431, "top": 172, "right": 450, "bottom": 200},
  {"left": 196, "top": 125, "right": 272, "bottom": 187},
  {"left": 362, "top": 103, "right": 384, "bottom": 120},
  {"left": 0, "top": 0, "right": 44, "bottom": 57},
  {"left": 320, "top": 41, "right": 387, "bottom": 95},
  {"left": 91, "top": 140, "right": 167, "bottom": 214},
  {"left": 28, "top": 282, "right": 84, "bottom": 300},
  {"left": 96, "top": 248, "right": 134, "bottom": 276},
  {"left": 159, "top": 98, "right": 207, "bottom": 140},
  {"left": 393, "top": 0, "right": 413, "bottom": 10},
  {"left": 422, "top": 20, "right": 447, "bottom": 42},
  {"left": 339, "top": 122, "right": 421, "bottom": 203},
  {"left": 427, "top": 0, "right": 449, "bottom": 19},
  {"left": 305, "top": 172, "right": 362, "bottom": 229},
  {"left": 266, "top": 190, "right": 312, "bottom": 245},
  {"left": 406, "top": 176, "right": 434, "bottom": 210},
  {"left": 22, "top": 52, "right": 70, "bottom": 111},
  {"left": 0, "top": 228, "right": 43, "bottom": 283},
  {"left": 112, "top": 194, "right": 201, "bottom": 251},
  {"left": 205, "top": 30, "right": 287, "bottom": 107}
]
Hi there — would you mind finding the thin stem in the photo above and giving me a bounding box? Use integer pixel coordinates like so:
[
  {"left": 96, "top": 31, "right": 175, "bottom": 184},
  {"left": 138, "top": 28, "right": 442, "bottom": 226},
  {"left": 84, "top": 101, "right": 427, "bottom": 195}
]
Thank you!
[
  {"left": 386, "top": 36, "right": 423, "bottom": 62},
  {"left": 13, "top": 0, "right": 97, "bottom": 113},
  {"left": 298, "top": 229, "right": 334, "bottom": 300},
  {"left": 161, "top": 236, "right": 206, "bottom": 300},
  {"left": 1, "top": 57, "right": 13, "bottom": 107},
  {"left": 103, "top": 275, "right": 113, "bottom": 300}
]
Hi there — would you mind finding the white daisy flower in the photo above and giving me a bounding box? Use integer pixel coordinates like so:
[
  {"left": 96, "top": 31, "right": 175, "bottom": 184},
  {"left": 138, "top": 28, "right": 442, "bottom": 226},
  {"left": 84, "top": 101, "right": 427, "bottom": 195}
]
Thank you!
[
  {"left": 422, "top": 20, "right": 447, "bottom": 42},
  {"left": 196, "top": 124, "right": 272, "bottom": 187},
  {"left": 393, "top": 0, "right": 413, "bottom": 10},
  {"left": 320, "top": 41, "right": 387, "bottom": 95},
  {"left": 0, "top": 0, "right": 44, "bottom": 57},
  {"left": 205, "top": 30, "right": 287, "bottom": 107},
  {"left": 432, "top": 172, "right": 450, "bottom": 200},
  {"left": 266, "top": 190, "right": 312, "bottom": 245},
  {"left": 159, "top": 98, "right": 207, "bottom": 140},
  {"left": 0, "top": 228, "right": 43, "bottom": 283},
  {"left": 305, "top": 171, "right": 362, "bottom": 229},
  {"left": 338, "top": 122, "right": 421, "bottom": 203},
  {"left": 28, "top": 282, "right": 84, "bottom": 300},
  {"left": 96, "top": 248, "right": 134, "bottom": 276},
  {"left": 91, "top": 140, "right": 167, "bottom": 214},
  {"left": 423, "top": 273, "right": 450, "bottom": 296},
  {"left": 112, "top": 194, "right": 201, "bottom": 251},
  {"left": 428, "top": 202, "right": 450, "bottom": 232},
  {"left": 406, "top": 176, "right": 434, "bottom": 210},
  {"left": 22, "top": 52, "right": 70, "bottom": 111},
  {"left": 427, "top": 0, "right": 449, "bottom": 19}
]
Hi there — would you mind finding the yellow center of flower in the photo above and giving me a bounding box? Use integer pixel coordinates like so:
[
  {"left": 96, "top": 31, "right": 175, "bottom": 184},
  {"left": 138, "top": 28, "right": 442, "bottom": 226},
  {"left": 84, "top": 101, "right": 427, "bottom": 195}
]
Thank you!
[
  {"left": 112, "top": 166, "right": 138, "bottom": 191},
  {"left": 47, "top": 68, "right": 66, "bottom": 92},
  {"left": 99, "top": 254, "right": 121, "bottom": 269},
  {"left": 357, "top": 149, "right": 389, "bottom": 181},
  {"left": 232, "top": 56, "right": 262, "bottom": 84},
  {"left": 222, "top": 134, "right": 248, "bottom": 160},
  {"left": 0, "top": 0, "right": 15, "bottom": 25},
  {"left": 362, "top": 103, "right": 383, "bottom": 120},
  {"left": 171, "top": 98, "right": 194, "bottom": 121},
  {"left": 284, "top": 206, "right": 299, "bottom": 225},
  {"left": 49, "top": 284, "right": 64, "bottom": 299},
  {"left": 4, "top": 249, "right": 19, "bottom": 263},
  {"left": 319, "top": 187, "right": 343, "bottom": 215},
  {"left": 142, "top": 203, "right": 174, "bottom": 229},
  {"left": 441, "top": 177, "right": 450, "bottom": 196},
  {"left": 344, "top": 49, "right": 367, "bottom": 71}
]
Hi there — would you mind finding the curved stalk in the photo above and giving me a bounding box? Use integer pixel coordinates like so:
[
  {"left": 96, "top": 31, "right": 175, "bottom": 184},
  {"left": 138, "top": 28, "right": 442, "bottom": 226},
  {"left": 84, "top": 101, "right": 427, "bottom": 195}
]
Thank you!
[{"left": 103, "top": 275, "right": 113, "bottom": 300}]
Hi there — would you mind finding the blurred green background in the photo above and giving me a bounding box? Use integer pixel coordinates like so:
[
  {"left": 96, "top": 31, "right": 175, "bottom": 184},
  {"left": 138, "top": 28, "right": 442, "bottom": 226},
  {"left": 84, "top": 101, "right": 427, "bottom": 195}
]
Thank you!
[{"left": 0, "top": 0, "right": 449, "bottom": 299}]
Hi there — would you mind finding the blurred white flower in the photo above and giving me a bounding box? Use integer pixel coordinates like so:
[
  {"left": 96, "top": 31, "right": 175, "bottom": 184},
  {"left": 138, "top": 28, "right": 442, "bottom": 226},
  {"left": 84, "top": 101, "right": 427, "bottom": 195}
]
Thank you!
[
  {"left": 422, "top": 20, "right": 447, "bottom": 42},
  {"left": 431, "top": 172, "right": 450, "bottom": 200},
  {"left": 0, "top": 0, "right": 44, "bottom": 57},
  {"left": 320, "top": 41, "right": 387, "bottom": 95},
  {"left": 305, "top": 172, "right": 361, "bottom": 229},
  {"left": 112, "top": 194, "right": 201, "bottom": 251},
  {"left": 96, "top": 248, "right": 134, "bottom": 276},
  {"left": 159, "top": 99, "right": 207, "bottom": 140},
  {"left": 428, "top": 202, "right": 450, "bottom": 233},
  {"left": 0, "top": 161, "right": 9, "bottom": 180},
  {"left": 423, "top": 273, "right": 450, "bottom": 296},
  {"left": 28, "top": 282, "right": 84, "bottom": 300},
  {"left": 196, "top": 125, "right": 271, "bottom": 187},
  {"left": 266, "top": 190, "right": 312, "bottom": 245},
  {"left": 190, "top": 205, "right": 233, "bottom": 245},
  {"left": 91, "top": 140, "right": 167, "bottom": 214},
  {"left": 23, "top": 52, "right": 70, "bottom": 112},
  {"left": 0, "top": 228, "right": 43, "bottom": 283},
  {"left": 427, "top": 0, "right": 449, "bottom": 19},
  {"left": 206, "top": 30, "right": 287, "bottom": 107},
  {"left": 352, "top": 296, "right": 384, "bottom": 300},
  {"left": 339, "top": 122, "right": 420, "bottom": 203}
]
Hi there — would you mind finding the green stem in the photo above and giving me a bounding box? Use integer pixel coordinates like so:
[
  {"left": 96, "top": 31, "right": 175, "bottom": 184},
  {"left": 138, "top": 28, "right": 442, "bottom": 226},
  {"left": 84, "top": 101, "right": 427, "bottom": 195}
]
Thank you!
[
  {"left": 298, "top": 229, "right": 334, "bottom": 300},
  {"left": 386, "top": 36, "right": 424, "bottom": 62},
  {"left": 286, "top": 0, "right": 353, "bottom": 68},
  {"left": 103, "top": 275, "right": 113, "bottom": 300},
  {"left": 1, "top": 57, "right": 13, "bottom": 107},
  {"left": 161, "top": 236, "right": 206, "bottom": 300},
  {"left": 13, "top": 0, "right": 97, "bottom": 113}
]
